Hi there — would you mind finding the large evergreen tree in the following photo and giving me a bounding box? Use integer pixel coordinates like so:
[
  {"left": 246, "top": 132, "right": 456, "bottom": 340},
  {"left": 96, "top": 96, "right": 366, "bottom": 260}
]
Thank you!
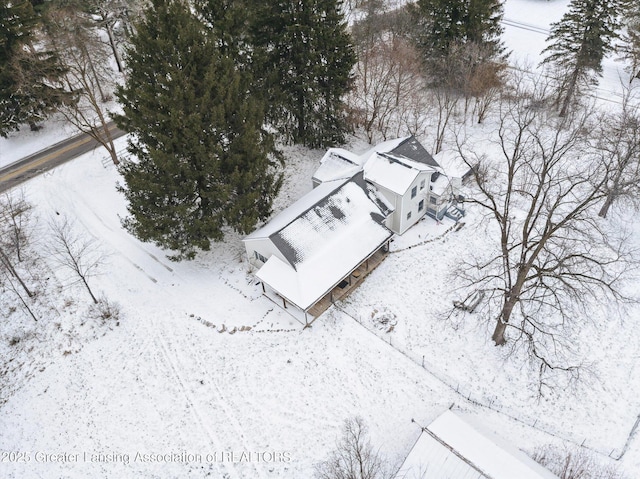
[
  {"left": 114, "top": 0, "right": 282, "bottom": 260},
  {"left": 251, "top": 0, "right": 356, "bottom": 148},
  {"left": 410, "top": 0, "right": 505, "bottom": 65},
  {"left": 0, "top": 0, "right": 70, "bottom": 136},
  {"left": 620, "top": 1, "right": 640, "bottom": 79},
  {"left": 541, "top": 0, "right": 624, "bottom": 117}
]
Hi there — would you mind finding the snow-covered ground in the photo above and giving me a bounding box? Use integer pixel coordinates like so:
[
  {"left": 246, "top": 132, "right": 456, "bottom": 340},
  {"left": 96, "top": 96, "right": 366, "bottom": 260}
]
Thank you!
[{"left": 2, "top": 0, "right": 640, "bottom": 478}]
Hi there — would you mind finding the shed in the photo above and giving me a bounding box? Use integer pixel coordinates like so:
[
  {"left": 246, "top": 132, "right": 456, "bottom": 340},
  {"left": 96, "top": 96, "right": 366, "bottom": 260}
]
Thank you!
[{"left": 396, "top": 410, "right": 559, "bottom": 479}]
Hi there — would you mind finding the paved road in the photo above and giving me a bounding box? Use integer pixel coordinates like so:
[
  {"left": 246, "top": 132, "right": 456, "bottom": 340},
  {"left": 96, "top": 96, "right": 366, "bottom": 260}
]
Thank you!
[{"left": 0, "top": 121, "right": 126, "bottom": 193}]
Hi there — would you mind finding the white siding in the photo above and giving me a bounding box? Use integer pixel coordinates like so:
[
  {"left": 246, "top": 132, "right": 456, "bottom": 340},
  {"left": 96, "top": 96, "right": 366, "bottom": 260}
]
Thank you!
[
  {"left": 369, "top": 183, "right": 401, "bottom": 234},
  {"left": 244, "top": 237, "right": 289, "bottom": 269},
  {"left": 397, "top": 170, "right": 432, "bottom": 234}
]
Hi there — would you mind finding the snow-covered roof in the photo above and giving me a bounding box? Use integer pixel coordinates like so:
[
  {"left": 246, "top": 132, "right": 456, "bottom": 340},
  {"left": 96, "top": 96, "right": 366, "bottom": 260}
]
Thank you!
[
  {"left": 245, "top": 179, "right": 347, "bottom": 241},
  {"left": 396, "top": 411, "right": 559, "bottom": 479},
  {"left": 311, "top": 136, "right": 441, "bottom": 194},
  {"left": 431, "top": 172, "right": 449, "bottom": 196},
  {"left": 363, "top": 153, "right": 434, "bottom": 195},
  {"left": 252, "top": 173, "right": 393, "bottom": 311},
  {"left": 389, "top": 136, "right": 440, "bottom": 168},
  {"left": 312, "top": 149, "right": 364, "bottom": 183},
  {"left": 434, "top": 150, "right": 472, "bottom": 179}
]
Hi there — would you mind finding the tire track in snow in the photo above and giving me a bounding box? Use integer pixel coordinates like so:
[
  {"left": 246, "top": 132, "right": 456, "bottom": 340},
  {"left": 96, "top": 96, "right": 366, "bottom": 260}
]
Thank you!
[
  {"left": 62, "top": 193, "right": 164, "bottom": 284},
  {"left": 148, "top": 320, "right": 242, "bottom": 479},
  {"left": 44, "top": 185, "right": 161, "bottom": 285},
  {"left": 77, "top": 203, "right": 175, "bottom": 274},
  {"left": 184, "top": 336, "right": 270, "bottom": 479}
]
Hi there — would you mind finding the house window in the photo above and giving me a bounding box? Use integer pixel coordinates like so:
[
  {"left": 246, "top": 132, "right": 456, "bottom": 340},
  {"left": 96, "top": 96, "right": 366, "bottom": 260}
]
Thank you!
[
  {"left": 419, "top": 199, "right": 424, "bottom": 211},
  {"left": 254, "top": 251, "right": 267, "bottom": 263},
  {"left": 407, "top": 211, "right": 412, "bottom": 220},
  {"left": 429, "top": 197, "right": 437, "bottom": 205},
  {"left": 411, "top": 186, "right": 417, "bottom": 198},
  {"left": 420, "top": 179, "right": 425, "bottom": 190}
]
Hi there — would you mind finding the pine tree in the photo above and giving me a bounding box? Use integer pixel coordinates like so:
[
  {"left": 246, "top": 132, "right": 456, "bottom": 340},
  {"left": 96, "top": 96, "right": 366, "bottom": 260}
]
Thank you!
[
  {"left": 541, "top": 0, "right": 624, "bottom": 117},
  {"left": 0, "top": 0, "right": 70, "bottom": 136},
  {"left": 410, "top": 0, "right": 505, "bottom": 66},
  {"left": 620, "top": 1, "right": 640, "bottom": 80},
  {"left": 251, "top": 0, "right": 356, "bottom": 148},
  {"left": 114, "top": 0, "right": 282, "bottom": 260},
  {"left": 194, "top": 0, "right": 250, "bottom": 59}
]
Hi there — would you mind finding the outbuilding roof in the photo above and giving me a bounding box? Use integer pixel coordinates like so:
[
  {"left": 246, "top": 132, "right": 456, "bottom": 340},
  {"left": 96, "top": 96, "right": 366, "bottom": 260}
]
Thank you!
[{"left": 396, "top": 411, "right": 559, "bottom": 479}]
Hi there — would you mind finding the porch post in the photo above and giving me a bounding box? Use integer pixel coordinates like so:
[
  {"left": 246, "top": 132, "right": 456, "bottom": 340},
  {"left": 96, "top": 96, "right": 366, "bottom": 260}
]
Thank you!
[
  {"left": 261, "top": 282, "right": 265, "bottom": 293},
  {"left": 283, "top": 297, "right": 287, "bottom": 309}
]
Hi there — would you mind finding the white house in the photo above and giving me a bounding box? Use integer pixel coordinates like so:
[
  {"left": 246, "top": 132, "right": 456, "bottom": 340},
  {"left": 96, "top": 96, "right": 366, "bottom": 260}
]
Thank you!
[
  {"left": 312, "top": 136, "right": 464, "bottom": 234},
  {"left": 396, "top": 410, "right": 559, "bottom": 479},
  {"left": 243, "top": 172, "right": 394, "bottom": 323}
]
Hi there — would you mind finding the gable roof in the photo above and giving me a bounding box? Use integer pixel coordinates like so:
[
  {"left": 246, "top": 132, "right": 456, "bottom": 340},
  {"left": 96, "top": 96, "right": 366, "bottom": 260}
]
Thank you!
[
  {"left": 363, "top": 152, "right": 434, "bottom": 195},
  {"left": 245, "top": 178, "right": 348, "bottom": 242},
  {"left": 249, "top": 172, "right": 393, "bottom": 311},
  {"left": 312, "top": 148, "right": 365, "bottom": 184},
  {"left": 396, "top": 411, "right": 559, "bottom": 479},
  {"left": 389, "top": 136, "right": 440, "bottom": 168},
  {"left": 311, "top": 136, "right": 442, "bottom": 196}
]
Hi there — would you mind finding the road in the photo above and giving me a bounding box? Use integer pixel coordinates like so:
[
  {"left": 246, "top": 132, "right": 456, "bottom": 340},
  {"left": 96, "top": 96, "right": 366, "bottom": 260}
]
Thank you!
[{"left": 0, "top": 121, "right": 126, "bottom": 193}]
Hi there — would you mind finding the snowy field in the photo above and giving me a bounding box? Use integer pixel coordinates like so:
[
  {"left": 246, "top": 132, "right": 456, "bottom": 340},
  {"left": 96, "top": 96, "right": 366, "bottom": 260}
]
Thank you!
[{"left": 2, "top": 0, "right": 640, "bottom": 478}]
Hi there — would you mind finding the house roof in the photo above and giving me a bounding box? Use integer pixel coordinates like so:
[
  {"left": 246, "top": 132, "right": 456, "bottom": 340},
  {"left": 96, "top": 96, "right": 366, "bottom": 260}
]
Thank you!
[
  {"left": 251, "top": 172, "right": 393, "bottom": 311},
  {"left": 389, "top": 136, "right": 440, "bottom": 168},
  {"left": 312, "top": 148, "right": 365, "bottom": 184},
  {"left": 245, "top": 178, "right": 348, "bottom": 241},
  {"left": 434, "top": 150, "right": 472, "bottom": 179},
  {"left": 363, "top": 152, "right": 434, "bottom": 195},
  {"left": 431, "top": 172, "right": 449, "bottom": 196},
  {"left": 311, "top": 136, "right": 442, "bottom": 194},
  {"left": 396, "top": 411, "right": 559, "bottom": 479}
]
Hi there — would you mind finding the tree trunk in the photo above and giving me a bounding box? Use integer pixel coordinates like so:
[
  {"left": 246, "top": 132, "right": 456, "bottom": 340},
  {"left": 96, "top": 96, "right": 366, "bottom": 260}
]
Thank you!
[
  {"left": 81, "top": 276, "right": 99, "bottom": 304},
  {"left": 559, "top": 65, "right": 580, "bottom": 118},
  {"left": 82, "top": 43, "right": 108, "bottom": 102},
  {"left": 493, "top": 286, "right": 521, "bottom": 346},
  {"left": 297, "top": 93, "right": 305, "bottom": 144},
  {"left": 598, "top": 192, "right": 615, "bottom": 218},
  {"left": 105, "top": 20, "right": 125, "bottom": 76},
  {"left": 0, "top": 247, "right": 33, "bottom": 297},
  {"left": 14, "top": 287, "right": 38, "bottom": 321},
  {"left": 492, "top": 319, "right": 507, "bottom": 346}
]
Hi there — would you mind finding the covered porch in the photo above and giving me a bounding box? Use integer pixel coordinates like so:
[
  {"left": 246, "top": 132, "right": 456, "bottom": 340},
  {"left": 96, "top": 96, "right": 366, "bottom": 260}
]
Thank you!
[
  {"left": 258, "top": 245, "right": 389, "bottom": 325},
  {"left": 307, "top": 246, "right": 388, "bottom": 318}
]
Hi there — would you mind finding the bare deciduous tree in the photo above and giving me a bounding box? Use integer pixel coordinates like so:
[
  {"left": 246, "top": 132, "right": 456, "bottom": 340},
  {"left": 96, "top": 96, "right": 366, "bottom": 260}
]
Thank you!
[
  {"left": 315, "top": 417, "right": 395, "bottom": 479},
  {"left": 533, "top": 445, "right": 629, "bottom": 479},
  {"left": 47, "top": 215, "right": 106, "bottom": 304},
  {"left": 0, "top": 191, "right": 35, "bottom": 298},
  {"left": 0, "top": 190, "right": 37, "bottom": 318},
  {"left": 453, "top": 71, "right": 632, "bottom": 364},
  {"left": 595, "top": 84, "right": 640, "bottom": 218},
  {"left": 428, "top": 69, "right": 459, "bottom": 155},
  {"left": 45, "top": 4, "right": 121, "bottom": 166},
  {"left": 0, "top": 189, "right": 33, "bottom": 263}
]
